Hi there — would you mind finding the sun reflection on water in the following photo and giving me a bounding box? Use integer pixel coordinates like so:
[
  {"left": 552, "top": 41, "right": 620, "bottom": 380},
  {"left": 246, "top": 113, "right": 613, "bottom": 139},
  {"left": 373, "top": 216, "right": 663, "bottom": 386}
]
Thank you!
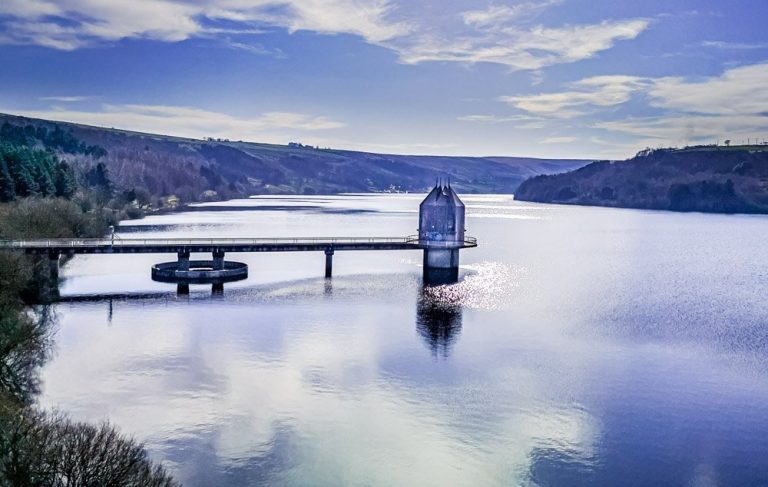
[{"left": 425, "top": 262, "right": 527, "bottom": 311}]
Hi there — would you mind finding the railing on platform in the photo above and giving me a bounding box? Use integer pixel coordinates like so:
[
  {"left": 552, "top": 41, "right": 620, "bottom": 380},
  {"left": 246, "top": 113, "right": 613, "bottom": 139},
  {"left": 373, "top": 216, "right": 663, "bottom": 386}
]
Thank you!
[{"left": 405, "top": 235, "right": 478, "bottom": 247}]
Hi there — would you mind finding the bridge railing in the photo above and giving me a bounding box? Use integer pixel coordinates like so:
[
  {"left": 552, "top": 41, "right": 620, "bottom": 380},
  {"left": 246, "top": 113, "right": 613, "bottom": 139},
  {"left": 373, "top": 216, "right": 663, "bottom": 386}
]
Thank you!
[
  {"left": 0, "top": 235, "right": 478, "bottom": 249},
  {"left": 0, "top": 236, "right": 416, "bottom": 248}
]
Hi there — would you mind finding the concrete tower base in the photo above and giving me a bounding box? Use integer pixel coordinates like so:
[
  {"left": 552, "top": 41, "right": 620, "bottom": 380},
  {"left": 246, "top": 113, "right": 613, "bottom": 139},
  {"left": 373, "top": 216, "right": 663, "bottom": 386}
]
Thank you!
[{"left": 423, "top": 248, "right": 459, "bottom": 285}]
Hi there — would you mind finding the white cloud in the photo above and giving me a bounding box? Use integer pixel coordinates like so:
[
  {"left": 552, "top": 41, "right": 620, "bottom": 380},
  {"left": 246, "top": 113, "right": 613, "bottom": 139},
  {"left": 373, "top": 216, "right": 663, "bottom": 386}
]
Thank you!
[
  {"left": 648, "top": 62, "right": 768, "bottom": 115},
  {"left": 392, "top": 18, "right": 649, "bottom": 70},
  {"left": 505, "top": 62, "right": 768, "bottom": 121},
  {"left": 0, "top": 0, "right": 61, "bottom": 17},
  {"left": 0, "top": 1, "right": 648, "bottom": 72},
  {"left": 539, "top": 136, "right": 578, "bottom": 144},
  {"left": 457, "top": 114, "right": 540, "bottom": 124},
  {"left": 223, "top": 39, "right": 285, "bottom": 58},
  {"left": 0, "top": 0, "right": 409, "bottom": 50},
  {"left": 492, "top": 61, "right": 768, "bottom": 156},
  {"left": 595, "top": 114, "right": 768, "bottom": 144},
  {"left": 501, "top": 75, "right": 648, "bottom": 117},
  {"left": 6, "top": 104, "right": 346, "bottom": 142},
  {"left": 462, "top": 5, "right": 522, "bottom": 27},
  {"left": 265, "top": 0, "right": 409, "bottom": 42},
  {"left": 456, "top": 114, "right": 547, "bottom": 130},
  {"left": 701, "top": 40, "right": 768, "bottom": 50},
  {"left": 39, "top": 95, "right": 92, "bottom": 102},
  {"left": 598, "top": 63, "right": 768, "bottom": 145},
  {"left": 461, "top": 1, "right": 562, "bottom": 27}
]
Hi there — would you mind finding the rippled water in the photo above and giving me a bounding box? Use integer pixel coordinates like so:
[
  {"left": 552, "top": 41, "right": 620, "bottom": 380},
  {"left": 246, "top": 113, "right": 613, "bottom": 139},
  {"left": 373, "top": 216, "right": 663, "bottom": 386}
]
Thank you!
[{"left": 40, "top": 194, "right": 768, "bottom": 486}]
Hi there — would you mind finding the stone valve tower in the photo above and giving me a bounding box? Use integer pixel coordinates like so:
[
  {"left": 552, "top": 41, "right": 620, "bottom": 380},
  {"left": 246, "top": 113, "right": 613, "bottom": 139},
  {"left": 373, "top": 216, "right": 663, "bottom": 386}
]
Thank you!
[{"left": 418, "top": 180, "right": 472, "bottom": 284}]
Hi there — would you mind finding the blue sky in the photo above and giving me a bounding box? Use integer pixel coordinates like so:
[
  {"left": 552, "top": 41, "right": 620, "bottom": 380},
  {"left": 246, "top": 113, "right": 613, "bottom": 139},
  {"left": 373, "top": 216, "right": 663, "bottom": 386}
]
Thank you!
[{"left": 0, "top": 0, "right": 766, "bottom": 159}]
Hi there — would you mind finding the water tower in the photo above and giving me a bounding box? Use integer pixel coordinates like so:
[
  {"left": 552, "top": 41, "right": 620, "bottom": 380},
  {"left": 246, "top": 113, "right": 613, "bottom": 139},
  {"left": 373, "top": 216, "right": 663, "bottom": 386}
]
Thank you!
[{"left": 418, "top": 181, "right": 467, "bottom": 284}]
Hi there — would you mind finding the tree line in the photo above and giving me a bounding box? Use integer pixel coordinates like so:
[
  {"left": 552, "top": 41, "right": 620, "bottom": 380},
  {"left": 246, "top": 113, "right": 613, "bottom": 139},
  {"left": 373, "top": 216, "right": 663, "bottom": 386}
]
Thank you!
[
  {"left": 0, "top": 122, "right": 106, "bottom": 158},
  {"left": 0, "top": 125, "right": 177, "bottom": 484},
  {"left": 0, "top": 121, "right": 114, "bottom": 203},
  {"left": 0, "top": 144, "right": 77, "bottom": 202}
]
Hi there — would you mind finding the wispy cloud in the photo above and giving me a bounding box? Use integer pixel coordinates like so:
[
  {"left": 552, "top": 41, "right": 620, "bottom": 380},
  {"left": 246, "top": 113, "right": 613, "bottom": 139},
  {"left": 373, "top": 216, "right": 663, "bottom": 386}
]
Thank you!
[
  {"left": 0, "top": 1, "right": 648, "bottom": 72},
  {"left": 38, "top": 95, "right": 92, "bottom": 102},
  {"left": 648, "top": 62, "right": 768, "bottom": 115},
  {"left": 5, "top": 104, "right": 346, "bottom": 142},
  {"left": 503, "top": 63, "right": 768, "bottom": 121},
  {"left": 501, "top": 76, "right": 649, "bottom": 117},
  {"left": 701, "top": 40, "right": 768, "bottom": 50},
  {"left": 0, "top": 0, "right": 202, "bottom": 50},
  {"left": 0, "top": 0, "right": 409, "bottom": 51},
  {"left": 457, "top": 114, "right": 541, "bottom": 124},
  {"left": 391, "top": 17, "right": 649, "bottom": 70},
  {"left": 495, "top": 61, "right": 768, "bottom": 154},
  {"left": 538, "top": 136, "right": 578, "bottom": 144},
  {"left": 595, "top": 114, "right": 768, "bottom": 144},
  {"left": 461, "top": 1, "right": 563, "bottom": 27},
  {"left": 223, "top": 39, "right": 286, "bottom": 58},
  {"left": 599, "top": 63, "right": 768, "bottom": 144}
]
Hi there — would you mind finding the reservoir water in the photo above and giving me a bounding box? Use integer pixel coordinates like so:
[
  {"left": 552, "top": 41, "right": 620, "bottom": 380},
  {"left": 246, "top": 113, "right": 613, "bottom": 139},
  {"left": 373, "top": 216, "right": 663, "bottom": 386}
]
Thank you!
[{"left": 40, "top": 194, "right": 768, "bottom": 486}]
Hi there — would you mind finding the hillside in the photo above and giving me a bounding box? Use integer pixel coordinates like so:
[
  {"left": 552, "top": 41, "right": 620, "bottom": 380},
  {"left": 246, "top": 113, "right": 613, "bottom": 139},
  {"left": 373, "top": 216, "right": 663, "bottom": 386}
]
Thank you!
[
  {"left": 0, "top": 113, "right": 588, "bottom": 203},
  {"left": 515, "top": 146, "right": 768, "bottom": 214}
]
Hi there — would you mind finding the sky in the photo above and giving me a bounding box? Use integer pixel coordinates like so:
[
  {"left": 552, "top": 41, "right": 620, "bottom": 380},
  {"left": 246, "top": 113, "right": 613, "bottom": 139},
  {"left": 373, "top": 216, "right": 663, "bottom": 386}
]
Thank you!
[{"left": 0, "top": 0, "right": 766, "bottom": 160}]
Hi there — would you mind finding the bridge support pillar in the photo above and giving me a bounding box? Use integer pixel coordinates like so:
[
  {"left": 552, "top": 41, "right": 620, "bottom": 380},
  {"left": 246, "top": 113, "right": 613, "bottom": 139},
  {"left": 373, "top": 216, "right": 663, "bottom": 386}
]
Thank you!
[
  {"left": 325, "top": 247, "right": 334, "bottom": 278},
  {"left": 48, "top": 251, "right": 60, "bottom": 282},
  {"left": 213, "top": 250, "right": 225, "bottom": 271},
  {"left": 42, "top": 251, "right": 61, "bottom": 301},
  {"left": 423, "top": 248, "right": 459, "bottom": 285},
  {"left": 177, "top": 250, "right": 190, "bottom": 271},
  {"left": 177, "top": 283, "right": 189, "bottom": 295}
]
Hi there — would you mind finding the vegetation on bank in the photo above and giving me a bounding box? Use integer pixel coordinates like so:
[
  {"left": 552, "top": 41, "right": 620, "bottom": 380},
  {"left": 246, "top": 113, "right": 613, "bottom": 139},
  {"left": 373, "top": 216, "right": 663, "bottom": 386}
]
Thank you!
[
  {"left": 514, "top": 146, "right": 768, "bottom": 214},
  {"left": 0, "top": 125, "right": 177, "bottom": 484},
  {"left": 0, "top": 198, "right": 177, "bottom": 485}
]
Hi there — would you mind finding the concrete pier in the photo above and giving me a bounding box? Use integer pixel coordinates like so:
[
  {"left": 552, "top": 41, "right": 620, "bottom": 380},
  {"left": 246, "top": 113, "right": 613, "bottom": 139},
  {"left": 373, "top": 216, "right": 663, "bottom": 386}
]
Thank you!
[
  {"left": 48, "top": 251, "right": 60, "bottom": 282},
  {"left": 42, "top": 251, "right": 61, "bottom": 301},
  {"left": 325, "top": 247, "right": 334, "bottom": 278},
  {"left": 423, "top": 248, "right": 460, "bottom": 269},
  {"left": 177, "top": 250, "right": 190, "bottom": 271},
  {"left": 423, "top": 248, "right": 460, "bottom": 284},
  {"left": 213, "top": 250, "right": 225, "bottom": 270}
]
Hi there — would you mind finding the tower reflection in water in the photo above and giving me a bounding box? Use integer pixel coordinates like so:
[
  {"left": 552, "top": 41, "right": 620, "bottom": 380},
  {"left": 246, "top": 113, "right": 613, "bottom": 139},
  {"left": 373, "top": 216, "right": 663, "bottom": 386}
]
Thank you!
[{"left": 416, "top": 286, "right": 463, "bottom": 358}]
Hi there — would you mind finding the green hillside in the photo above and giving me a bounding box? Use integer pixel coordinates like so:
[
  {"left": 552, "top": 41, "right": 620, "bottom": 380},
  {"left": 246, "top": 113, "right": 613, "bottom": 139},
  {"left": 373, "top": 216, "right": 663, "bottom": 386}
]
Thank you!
[
  {"left": 0, "top": 113, "right": 589, "bottom": 204},
  {"left": 515, "top": 145, "right": 768, "bottom": 214}
]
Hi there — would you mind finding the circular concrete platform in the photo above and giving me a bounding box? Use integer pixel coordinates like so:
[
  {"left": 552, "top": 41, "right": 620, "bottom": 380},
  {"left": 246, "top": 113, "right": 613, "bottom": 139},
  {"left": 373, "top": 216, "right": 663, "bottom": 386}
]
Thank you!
[{"left": 151, "top": 260, "right": 248, "bottom": 284}]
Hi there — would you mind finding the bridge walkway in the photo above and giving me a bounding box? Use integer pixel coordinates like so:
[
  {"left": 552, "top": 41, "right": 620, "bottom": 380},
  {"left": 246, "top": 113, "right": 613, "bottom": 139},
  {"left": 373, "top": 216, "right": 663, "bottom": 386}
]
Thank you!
[{"left": 0, "top": 236, "right": 477, "bottom": 254}]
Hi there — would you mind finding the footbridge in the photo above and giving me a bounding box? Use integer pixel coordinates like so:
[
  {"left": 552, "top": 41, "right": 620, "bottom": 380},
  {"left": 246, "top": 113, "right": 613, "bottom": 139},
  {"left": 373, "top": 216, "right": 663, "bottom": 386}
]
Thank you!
[
  {"left": 0, "top": 236, "right": 478, "bottom": 286},
  {"left": 0, "top": 183, "right": 478, "bottom": 292},
  {"left": 1, "top": 236, "right": 477, "bottom": 254}
]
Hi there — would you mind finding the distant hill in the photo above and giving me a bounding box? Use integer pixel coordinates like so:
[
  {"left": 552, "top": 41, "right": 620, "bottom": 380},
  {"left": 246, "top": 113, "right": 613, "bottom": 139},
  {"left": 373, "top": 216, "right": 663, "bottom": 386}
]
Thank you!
[
  {"left": 0, "top": 113, "right": 589, "bottom": 203},
  {"left": 515, "top": 146, "right": 768, "bottom": 214}
]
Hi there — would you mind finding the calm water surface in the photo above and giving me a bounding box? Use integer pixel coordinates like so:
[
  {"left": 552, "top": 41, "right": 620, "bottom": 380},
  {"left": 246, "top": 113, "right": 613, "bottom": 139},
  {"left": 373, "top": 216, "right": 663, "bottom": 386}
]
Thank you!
[{"left": 40, "top": 194, "right": 768, "bottom": 486}]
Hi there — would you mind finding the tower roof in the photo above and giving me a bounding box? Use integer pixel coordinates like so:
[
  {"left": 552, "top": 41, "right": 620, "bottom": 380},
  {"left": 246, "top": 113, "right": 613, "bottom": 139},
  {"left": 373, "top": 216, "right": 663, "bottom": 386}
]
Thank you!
[{"left": 420, "top": 180, "right": 465, "bottom": 208}]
